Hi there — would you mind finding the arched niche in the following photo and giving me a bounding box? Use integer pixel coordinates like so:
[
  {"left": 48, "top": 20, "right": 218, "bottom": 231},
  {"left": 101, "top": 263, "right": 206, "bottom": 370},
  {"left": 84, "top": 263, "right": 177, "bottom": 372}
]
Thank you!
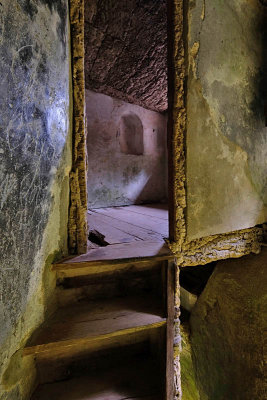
[{"left": 119, "top": 113, "right": 144, "bottom": 156}]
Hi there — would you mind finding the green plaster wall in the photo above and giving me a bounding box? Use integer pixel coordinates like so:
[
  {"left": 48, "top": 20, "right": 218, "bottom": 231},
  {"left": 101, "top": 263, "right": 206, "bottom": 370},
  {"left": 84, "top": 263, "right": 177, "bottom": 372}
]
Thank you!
[
  {"left": 0, "top": 1, "right": 72, "bottom": 398},
  {"left": 186, "top": 0, "right": 267, "bottom": 240}
]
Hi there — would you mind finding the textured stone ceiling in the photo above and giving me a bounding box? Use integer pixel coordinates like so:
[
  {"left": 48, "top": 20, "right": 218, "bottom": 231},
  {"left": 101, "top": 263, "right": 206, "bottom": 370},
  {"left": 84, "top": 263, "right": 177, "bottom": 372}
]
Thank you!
[{"left": 84, "top": 0, "right": 167, "bottom": 112}]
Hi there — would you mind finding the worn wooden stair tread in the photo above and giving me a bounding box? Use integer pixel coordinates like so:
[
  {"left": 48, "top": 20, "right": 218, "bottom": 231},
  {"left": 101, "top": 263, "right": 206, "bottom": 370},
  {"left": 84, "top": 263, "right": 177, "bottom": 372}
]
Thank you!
[
  {"left": 53, "top": 241, "right": 173, "bottom": 270},
  {"left": 24, "top": 295, "right": 166, "bottom": 355},
  {"left": 31, "top": 356, "right": 163, "bottom": 400}
]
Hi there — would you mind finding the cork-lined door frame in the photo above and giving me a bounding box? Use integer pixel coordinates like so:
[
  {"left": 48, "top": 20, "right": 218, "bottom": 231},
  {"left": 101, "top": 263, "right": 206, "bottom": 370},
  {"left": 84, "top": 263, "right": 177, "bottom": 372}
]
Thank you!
[
  {"left": 68, "top": 0, "right": 88, "bottom": 255},
  {"left": 68, "top": 0, "right": 187, "bottom": 256}
]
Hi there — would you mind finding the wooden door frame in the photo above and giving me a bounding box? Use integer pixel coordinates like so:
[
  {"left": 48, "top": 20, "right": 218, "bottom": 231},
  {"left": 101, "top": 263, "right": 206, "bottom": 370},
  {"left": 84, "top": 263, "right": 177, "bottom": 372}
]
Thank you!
[
  {"left": 167, "top": 0, "right": 186, "bottom": 248},
  {"left": 68, "top": 0, "right": 88, "bottom": 255},
  {"left": 68, "top": 0, "right": 187, "bottom": 256}
]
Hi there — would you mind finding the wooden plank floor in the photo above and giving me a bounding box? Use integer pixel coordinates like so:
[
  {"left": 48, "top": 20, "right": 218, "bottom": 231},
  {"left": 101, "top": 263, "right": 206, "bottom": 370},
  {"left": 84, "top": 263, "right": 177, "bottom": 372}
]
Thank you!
[
  {"left": 62, "top": 203, "right": 170, "bottom": 263},
  {"left": 31, "top": 357, "right": 163, "bottom": 400},
  {"left": 88, "top": 203, "right": 168, "bottom": 245},
  {"left": 54, "top": 204, "right": 171, "bottom": 274},
  {"left": 25, "top": 294, "right": 166, "bottom": 355}
]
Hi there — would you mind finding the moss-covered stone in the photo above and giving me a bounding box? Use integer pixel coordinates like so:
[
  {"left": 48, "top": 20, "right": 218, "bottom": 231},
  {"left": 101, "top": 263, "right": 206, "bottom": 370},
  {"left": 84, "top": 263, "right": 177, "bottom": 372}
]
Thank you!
[
  {"left": 190, "top": 249, "right": 267, "bottom": 400},
  {"left": 180, "top": 324, "right": 200, "bottom": 400}
]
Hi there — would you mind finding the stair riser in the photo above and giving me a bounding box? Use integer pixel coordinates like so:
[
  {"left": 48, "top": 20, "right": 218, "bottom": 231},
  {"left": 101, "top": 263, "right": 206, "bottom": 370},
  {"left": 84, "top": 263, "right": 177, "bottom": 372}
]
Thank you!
[
  {"left": 56, "top": 261, "right": 165, "bottom": 305},
  {"left": 34, "top": 326, "right": 166, "bottom": 384},
  {"left": 55, "top": 260, "right": 163, "bottom": 279},
  {"left": 57, "top": 274, "right": 162, "bottom": 306}
]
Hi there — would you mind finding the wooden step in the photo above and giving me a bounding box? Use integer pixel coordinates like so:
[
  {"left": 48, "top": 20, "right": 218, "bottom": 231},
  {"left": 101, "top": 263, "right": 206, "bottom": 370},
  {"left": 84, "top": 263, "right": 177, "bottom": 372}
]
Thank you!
[
  {"left": 56, "top": 260, "right": 164, "bottom": 306},
  {"left": 53, "top": 241, "right": 173, "bottom": 274},
  {"left": 31, "top": 356, "right": 164, "bottom": 400},
  {"left": 24, "top": 295, "right": 166, "bottom": 356},
  {"left": 54, "top": 258, "right": 166, "bottom": 283}
]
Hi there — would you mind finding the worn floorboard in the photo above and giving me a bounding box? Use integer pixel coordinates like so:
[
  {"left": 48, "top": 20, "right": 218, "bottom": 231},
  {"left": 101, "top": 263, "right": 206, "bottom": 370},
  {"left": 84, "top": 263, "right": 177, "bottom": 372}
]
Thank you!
[
  {"left": 88, "top": 203, "right": 168, "bottom": 240},
  {"left": 87, "top": 211, "right": 142, "bottom": 244},
  {"left": 88, "top": 210, "right": 163, "bottom": 243},
  {"left": 69, "top": 204, "right": 171, "bottom": 261},
  {"left": 91, "top": 205, "right": 168, "bottom": 237},
  {"left": 125, "top": 204, "right": 168, "bottom": 220}
]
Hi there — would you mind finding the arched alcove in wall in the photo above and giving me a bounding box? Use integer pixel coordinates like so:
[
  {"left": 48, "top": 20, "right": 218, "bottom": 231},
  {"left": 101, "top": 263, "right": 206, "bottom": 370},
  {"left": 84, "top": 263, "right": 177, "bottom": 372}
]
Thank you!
[{"left": 119, "top": 113, "right": 144, "bottom": 156}]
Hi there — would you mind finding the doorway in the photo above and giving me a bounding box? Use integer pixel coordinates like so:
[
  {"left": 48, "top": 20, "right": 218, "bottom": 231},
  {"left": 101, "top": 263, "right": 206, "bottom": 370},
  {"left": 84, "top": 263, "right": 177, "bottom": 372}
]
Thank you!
[
  {"left": 84, "top": 0, "right": 169, "bottom": 257},
  {"left": 66, "top": 1, "right": 185, "bottom": 397},
  {"left": 68, "top": 0, "right": 186, "bottom": 257}
]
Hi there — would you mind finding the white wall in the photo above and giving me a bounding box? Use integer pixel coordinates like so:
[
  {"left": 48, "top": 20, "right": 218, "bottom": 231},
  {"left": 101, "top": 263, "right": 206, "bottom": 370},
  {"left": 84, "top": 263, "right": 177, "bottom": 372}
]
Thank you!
[{"left": 86, "top": 90, "right": 168, "bottom": 208}]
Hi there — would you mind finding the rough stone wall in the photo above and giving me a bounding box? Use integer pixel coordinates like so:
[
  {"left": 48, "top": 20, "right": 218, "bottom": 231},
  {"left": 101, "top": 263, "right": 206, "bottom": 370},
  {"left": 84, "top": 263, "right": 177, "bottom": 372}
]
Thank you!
[
  {"left": 86, "top": 90, "right": 168, "bottom": 208},
  {"left": 0, "top": 1, "right": 72, "bottom": 398},
  {"left": 190, "top": 249, "right": 267, "bottom": 399},
  {"left": 186, "top": 0, "right": 267, "bottom": 241},
  {"left": 84, "top": 0, "right": 168, "bottom": 113}
]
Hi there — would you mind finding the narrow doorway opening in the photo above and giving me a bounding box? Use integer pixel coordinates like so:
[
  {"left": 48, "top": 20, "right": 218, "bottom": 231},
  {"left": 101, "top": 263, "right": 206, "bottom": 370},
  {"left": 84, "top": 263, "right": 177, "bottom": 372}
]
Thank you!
[
  {"left": 64, "top": 2, "right": 180, "bottom": 398},
  {"left": 84, "top": 0, "right": 169, "bottom": 257}
]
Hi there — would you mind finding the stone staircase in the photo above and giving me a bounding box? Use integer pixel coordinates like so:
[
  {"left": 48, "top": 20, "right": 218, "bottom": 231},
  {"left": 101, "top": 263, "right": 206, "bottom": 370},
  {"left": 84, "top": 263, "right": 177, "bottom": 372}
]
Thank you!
[{"left": 24, "top": 242, "right": 175, "bottom": 399}]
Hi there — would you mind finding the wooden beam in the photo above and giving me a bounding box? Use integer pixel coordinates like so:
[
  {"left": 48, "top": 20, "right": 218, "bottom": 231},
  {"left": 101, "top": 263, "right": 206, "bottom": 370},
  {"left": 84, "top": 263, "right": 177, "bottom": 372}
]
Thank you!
[{"left": 166, "top": 260, "right": 175, "bottom": 400}]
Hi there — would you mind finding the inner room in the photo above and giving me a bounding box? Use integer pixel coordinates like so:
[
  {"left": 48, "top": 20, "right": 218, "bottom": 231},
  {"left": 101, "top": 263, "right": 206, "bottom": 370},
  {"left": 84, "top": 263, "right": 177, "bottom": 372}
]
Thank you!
[{"left": 84, "top": 0, "right": 169, "bottom": 253}]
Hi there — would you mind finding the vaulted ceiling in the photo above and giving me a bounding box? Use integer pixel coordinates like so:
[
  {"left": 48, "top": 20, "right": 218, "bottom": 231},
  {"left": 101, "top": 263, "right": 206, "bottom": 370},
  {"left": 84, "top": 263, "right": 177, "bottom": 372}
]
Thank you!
[{"left": 84, "top": 0, "right": 168, "bottom": 112}]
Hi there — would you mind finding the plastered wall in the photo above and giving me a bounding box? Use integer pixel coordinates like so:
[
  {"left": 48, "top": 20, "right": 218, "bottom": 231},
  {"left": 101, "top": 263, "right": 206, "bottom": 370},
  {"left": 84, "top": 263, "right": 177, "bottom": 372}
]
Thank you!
[
  {"left": 186, "top": 0, "right": 267, "bottom": 241},
  {"left": 86, "top": 90, "right": 168, "bottom": 208},
  {"left": 0, "top": 1, "right": 72, "bottom": 398}
]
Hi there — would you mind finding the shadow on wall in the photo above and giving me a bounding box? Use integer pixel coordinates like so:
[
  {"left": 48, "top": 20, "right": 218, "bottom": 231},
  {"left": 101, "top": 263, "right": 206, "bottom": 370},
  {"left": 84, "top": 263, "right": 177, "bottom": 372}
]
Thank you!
[{"left": 86, "top": 90, "right": 168, "bottom": 208}]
